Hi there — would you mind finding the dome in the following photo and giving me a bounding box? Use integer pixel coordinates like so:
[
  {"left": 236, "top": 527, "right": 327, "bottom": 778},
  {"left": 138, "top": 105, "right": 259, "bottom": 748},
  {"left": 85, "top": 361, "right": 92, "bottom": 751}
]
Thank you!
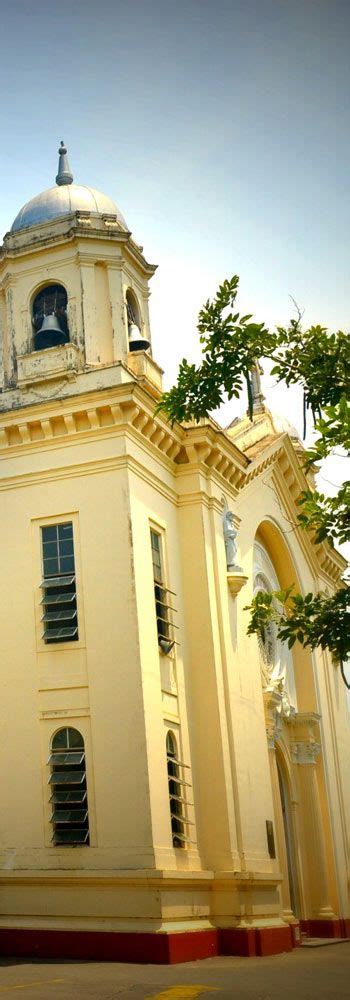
[
  {"left": 11, "top": 142, "right": 128, "bottom": 234},
  {"left": 270, "top": 411, "right": 300, "bottom": 441},
  {"left": 11, "top": 184, "right": 128, "bottom": 233}
]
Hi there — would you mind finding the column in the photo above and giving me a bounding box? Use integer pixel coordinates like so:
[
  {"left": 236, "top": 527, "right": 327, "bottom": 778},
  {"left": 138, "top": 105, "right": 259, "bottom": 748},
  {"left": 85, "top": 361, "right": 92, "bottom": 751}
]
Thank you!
[{"left": 292, "top": 739, "right": 336, "bottom": 921}]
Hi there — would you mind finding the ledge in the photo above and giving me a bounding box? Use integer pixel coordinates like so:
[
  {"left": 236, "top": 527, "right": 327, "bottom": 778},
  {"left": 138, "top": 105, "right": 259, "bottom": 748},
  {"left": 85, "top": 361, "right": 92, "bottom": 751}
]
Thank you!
[
  {"left": 17, "top": 343, "right": 84, "bottom": 389},
  {"left": 126, "top": 351, "right": 163, "bottom": 398},
  {"left": 227, "top": 571, "right": 248, "bottom": 596}
]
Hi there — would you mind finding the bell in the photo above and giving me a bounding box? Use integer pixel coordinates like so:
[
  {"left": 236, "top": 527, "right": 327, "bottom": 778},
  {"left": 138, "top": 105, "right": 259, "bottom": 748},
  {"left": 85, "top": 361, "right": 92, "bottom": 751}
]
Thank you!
[
  {"left": 35, "top": 313, "right": 67, "bottom": 351},
  {"left": 128, "top": 323, "right": 150, "bottom": 353}
]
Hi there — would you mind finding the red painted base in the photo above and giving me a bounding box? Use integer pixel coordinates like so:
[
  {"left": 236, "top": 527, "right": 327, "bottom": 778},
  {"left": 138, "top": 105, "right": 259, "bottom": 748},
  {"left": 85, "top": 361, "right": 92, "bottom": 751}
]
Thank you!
[
  {"left": 219, "top": 924, "right": 294, "bottom": 957},
  {"left": 300, "top": 919, "right": 350, "bottom": 940},
  {"left": 0, "top": 924, "right": 296, "bottom": 964}
]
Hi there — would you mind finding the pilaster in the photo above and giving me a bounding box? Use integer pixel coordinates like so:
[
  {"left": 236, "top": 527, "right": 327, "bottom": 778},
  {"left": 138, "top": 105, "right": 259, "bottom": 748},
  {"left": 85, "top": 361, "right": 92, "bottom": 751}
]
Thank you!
[
  {"left": 107, "top": 265, "right": 128, "bottom": 362},
  {"left": 79, "top": 261, "right": 97, "bottom": 366},
  {"left": 291, "top": 714, "right": 336, "bottom": 922}
]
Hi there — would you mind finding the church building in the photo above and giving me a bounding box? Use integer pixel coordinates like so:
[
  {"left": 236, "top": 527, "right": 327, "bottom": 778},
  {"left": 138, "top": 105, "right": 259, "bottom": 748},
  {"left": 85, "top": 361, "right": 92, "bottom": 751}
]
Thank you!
[{"left": 0, "top": 143, "right": 349, "bottom": 963}]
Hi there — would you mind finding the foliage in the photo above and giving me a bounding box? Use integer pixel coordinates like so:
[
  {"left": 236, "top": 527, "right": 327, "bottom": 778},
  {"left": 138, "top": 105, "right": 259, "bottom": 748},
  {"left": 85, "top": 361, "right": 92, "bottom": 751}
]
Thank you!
[
  {"left": 246, "top": 587, "right": 349, "bottom": 665},
  {"left": 157, "top": 276, "right": 350, "bottom": 683},
  {"left": 297, "top": 482, "right": 349, "bottom": 546}
]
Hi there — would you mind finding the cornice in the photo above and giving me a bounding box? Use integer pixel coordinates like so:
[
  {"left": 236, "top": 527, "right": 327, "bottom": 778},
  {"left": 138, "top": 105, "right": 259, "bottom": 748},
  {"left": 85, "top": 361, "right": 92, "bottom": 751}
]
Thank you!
[
  {"left": 1, "top": 217, "right": 156, "bottom": 277},
  {"left": 0, "top": 868, "right": 283, "bottom": 891},
  {"left": 0, "top": 383, "right": 248, "bottom": 496},
  {"left": 0, "top": 870, "right": 213, "bottom": 890},
  {"left": 0, "top": 250, "right": 81, "bottom": 286},
  {"left": 242, "top": 432, "right": 345, "bottom": 587}
]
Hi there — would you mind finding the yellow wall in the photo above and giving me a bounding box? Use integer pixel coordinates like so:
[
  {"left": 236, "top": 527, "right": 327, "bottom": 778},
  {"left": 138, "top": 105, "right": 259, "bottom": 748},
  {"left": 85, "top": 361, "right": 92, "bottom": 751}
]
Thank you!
[{"left": 0, "top": 216, "right": 349, "bottom": 938}]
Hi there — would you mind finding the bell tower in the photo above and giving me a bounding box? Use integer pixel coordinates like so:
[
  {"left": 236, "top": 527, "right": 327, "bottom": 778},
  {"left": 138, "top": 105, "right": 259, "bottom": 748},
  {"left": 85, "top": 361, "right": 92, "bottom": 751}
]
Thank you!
[{"left": 0, "top": 142, "right": 160, "bottom": 407}]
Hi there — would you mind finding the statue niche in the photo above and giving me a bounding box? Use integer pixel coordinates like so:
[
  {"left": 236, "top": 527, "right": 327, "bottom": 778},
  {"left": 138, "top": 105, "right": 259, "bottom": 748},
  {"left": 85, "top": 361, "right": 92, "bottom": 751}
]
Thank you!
[
  {"left": 253, "top": 543, "right": 297, "bottom": 718},
  {"left": 223, "top": 509, "right": 242, "bottom": 571}
]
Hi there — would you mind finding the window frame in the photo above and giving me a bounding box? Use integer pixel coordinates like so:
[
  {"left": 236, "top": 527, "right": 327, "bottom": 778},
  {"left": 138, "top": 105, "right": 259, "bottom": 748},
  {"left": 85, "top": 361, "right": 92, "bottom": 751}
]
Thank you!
[
  {"left": 166, "top": 730, "right": 194, "bottom": 849},
  {"left": 149, "top": 525, "right": 178, "bottom": 656},
  {"left": 48, "top": 726, "right": 90, "bottom": 847},
  {"left": 33, "top": 512, "right": 85, "bottom": 652},
  {"left": 41, "top": 521, "right": 79, "bottom": 645}
]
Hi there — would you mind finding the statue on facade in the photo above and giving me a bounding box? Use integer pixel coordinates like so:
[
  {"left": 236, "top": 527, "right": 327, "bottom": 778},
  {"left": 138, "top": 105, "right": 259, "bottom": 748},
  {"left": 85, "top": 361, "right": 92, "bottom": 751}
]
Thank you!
[{"left": 223, "top": 510, "right": 242, "bottom": 571}]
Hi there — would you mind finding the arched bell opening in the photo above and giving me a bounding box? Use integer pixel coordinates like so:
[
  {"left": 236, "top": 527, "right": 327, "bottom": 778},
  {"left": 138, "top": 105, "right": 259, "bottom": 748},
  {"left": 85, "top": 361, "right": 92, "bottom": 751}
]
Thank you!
[
  {"left": 126, "top": 288, "right": 150, "bottom": 353},
  {"left": 32, "top": 283, "right": 69, "bottom": 351}
]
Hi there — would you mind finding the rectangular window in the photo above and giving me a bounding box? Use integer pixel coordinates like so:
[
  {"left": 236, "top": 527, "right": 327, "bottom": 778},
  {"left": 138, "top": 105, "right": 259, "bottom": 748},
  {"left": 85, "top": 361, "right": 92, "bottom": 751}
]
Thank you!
[
  {"left": 150, "top": 529, "right": 178, "bottom": 654},
  {"left": 41, "top": 523, "right": 78, "bottom": 643}
]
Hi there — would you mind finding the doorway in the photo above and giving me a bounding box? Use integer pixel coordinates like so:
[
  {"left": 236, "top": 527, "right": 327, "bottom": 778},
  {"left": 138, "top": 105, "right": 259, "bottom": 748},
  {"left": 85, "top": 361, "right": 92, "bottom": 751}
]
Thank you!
[{"left": 277, "top": 758, "right": 300, "bottom": 918}]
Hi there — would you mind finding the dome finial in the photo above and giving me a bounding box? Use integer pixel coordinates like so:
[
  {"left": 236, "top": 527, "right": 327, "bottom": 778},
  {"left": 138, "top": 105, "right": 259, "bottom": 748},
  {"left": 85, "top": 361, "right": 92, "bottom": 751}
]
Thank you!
[{"left": 56, "top": 140, "right": 73, "bottom": 186}]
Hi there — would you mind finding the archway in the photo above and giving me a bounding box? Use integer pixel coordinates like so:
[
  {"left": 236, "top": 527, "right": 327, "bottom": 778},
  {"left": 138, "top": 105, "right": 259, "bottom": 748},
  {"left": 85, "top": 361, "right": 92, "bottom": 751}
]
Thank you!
[{"left": 254, "top": 519, "right": 318, "bottom": 714}]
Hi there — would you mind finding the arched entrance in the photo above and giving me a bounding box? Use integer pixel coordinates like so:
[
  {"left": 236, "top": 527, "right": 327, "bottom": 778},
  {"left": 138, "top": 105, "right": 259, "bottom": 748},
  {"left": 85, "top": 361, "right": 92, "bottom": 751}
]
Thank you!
[{"left": 276, "top": 755, "right": 300, "bottom": 918}]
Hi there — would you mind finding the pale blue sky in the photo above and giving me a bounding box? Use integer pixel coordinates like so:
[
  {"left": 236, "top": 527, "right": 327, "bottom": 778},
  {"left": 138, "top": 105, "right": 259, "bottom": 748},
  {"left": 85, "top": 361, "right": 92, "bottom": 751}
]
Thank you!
[{"left": 1, "top": 0, "right": 349, "bottom": 452}]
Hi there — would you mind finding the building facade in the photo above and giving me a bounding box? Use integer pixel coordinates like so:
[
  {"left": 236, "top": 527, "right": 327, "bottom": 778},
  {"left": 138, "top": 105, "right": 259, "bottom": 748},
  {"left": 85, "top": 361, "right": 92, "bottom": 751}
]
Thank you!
[{"left": 0, "top": 145, "right": 349, "bottom": 963}]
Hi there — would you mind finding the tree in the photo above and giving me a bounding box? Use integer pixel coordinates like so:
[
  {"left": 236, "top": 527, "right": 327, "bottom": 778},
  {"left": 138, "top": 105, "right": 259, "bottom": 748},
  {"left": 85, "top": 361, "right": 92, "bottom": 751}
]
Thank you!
[{"left": 156, "top": 276, "right": 350, "bottom": 687}]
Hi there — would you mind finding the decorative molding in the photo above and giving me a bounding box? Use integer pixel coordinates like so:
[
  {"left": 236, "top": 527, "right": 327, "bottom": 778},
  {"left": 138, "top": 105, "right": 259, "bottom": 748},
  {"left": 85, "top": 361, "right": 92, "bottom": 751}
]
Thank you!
[
  {"left": 39, "top": 708, "right": 90, "bottom": 720},
  {"left": 0, "top": 869, "right": 213, "bottom": 890},
  {"left": 289, "top": 712, "right": 322, "bottom": 764},
  {"left": 0, "top": 383, "right": 248, "bottom": 494},
  {"left": 290, "top": 740, "right": 321, "bottom": 765},
  {"left": 263, "top": 689, "right": 283, "bottom": 749}
]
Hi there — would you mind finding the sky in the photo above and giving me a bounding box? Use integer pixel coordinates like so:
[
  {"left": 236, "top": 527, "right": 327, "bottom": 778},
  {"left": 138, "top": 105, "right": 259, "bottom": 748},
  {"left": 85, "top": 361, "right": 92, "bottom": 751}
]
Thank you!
[{"left": 0, "top": 0, "right": 348, "bottom": 525}]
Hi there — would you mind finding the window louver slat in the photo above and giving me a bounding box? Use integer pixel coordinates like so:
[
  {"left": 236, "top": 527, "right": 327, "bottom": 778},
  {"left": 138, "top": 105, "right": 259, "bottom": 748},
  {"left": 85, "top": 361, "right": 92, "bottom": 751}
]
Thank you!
[
  {"left": 170, "top": 813, "right": 195, "bottom": 825},
  {"left": 40, "top": 575, "right": 75, "bottom": 588},
  {"left": 166, "top": 755, "right": 191, "bottom": 769},
  {"left": 47, "top": 751, "right": 85, "bottom": 766},
  {"left": 43, "top": 626, "right": 78, "bottom": 640},
  {"left": 42, "top": 609, "right": 77, "bottom": 623},
  {"left": 49, "top": 770, "right": 86, "bottom": 785},
  {"left": 52, "top": 829, "right": 89, "bottom": 845},
  {"left": 167, "top": 775, "right": 192, "bottom": 788},
  {"left": 51, "top": 809, "right": 88, "bottom": 824},
  {"left": 41, "top": 592, "right": 76, "bottom": 606},
  {"left": 50, "top": 790, "right": 87, "bottom": 804}
]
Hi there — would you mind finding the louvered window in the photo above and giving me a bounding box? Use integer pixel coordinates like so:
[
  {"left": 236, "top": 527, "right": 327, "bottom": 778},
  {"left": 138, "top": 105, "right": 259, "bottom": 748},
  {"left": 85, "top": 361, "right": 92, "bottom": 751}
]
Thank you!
[
  {"left": 166, "top": 731, "right": 194, "bottom": 849},
  {"left": 48, "top": 727, "right": 89, "bottom": 846},
  {"left": 150, "top": 530, "right": 178, "bottom": 655},
  {"left": 41, "top": 523, "right": 78, "bottom": 643}
]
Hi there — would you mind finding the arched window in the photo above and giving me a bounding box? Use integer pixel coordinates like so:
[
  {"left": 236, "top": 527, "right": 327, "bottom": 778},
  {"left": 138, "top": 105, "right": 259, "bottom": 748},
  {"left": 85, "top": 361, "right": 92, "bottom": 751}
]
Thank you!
[
  {"left": 48, "top": 727, "right": 89, "bottom": 846},
  {"left": 32, "top": 283, "right": 69, "bottom": 351},
  {"left": 254, "top": 571, "right": 277, "bottom": 668},
  {"left": 166, "top": 731, "right": 195, "bottom": 849},
  {"left": 125, "top": 288, "right": 150, "bottom": 352}
]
